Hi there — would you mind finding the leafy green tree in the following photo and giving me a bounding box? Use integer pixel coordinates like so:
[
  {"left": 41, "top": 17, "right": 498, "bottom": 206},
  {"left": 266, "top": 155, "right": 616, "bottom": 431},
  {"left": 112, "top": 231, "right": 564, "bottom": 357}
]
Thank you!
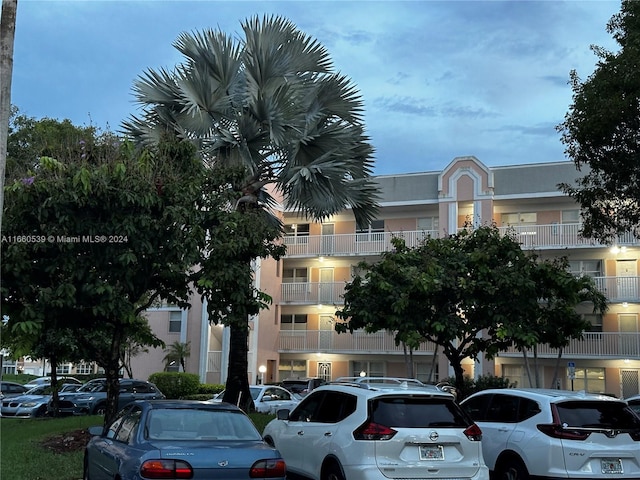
[
  {"left": 558, "top": 0, "right": 640, "bottom": 243},
  {"left": 163, "top": 341, "right": 191, "bottom": 372},
  {"left": 336, "top": 225, "right": 604, "bottom": 396},
  {"left": 123, "top": 15, "right": 380, "bottom": 411},
  {"left": 2, "top": 132, "right": 205, "bottom": 426}
]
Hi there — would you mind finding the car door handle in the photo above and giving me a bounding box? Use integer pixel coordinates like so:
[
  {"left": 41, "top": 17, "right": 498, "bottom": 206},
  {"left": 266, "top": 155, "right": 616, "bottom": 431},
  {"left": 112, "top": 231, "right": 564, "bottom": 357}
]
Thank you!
[
  {"left": 297, "top": 431, "right": 304, "bottom": 436},
  {"left": 324, "top": 432, "right": 332, "bottom": 437},
  {"left": 498, "top": 427, "right": 510, "bottom": 432}
]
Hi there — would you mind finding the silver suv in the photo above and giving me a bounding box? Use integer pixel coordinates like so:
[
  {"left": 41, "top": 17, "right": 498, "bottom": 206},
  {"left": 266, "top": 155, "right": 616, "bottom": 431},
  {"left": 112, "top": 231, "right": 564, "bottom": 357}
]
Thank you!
[
  {"left": 460, "top": 388, "right": 640, "bottom": 480},
  {"left": 263, "top": 377, "right": 488, "bottom": 480}
]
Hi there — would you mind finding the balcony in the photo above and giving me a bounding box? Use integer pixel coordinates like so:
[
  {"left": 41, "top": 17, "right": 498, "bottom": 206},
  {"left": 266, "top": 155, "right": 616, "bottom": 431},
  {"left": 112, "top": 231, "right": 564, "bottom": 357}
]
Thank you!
[
  {"left": 278, "top": 330, "right": 437, "bottom": 355},
  {"left": 280, "top": 277, "right": 640, "bottom": 305},
  {"left": 281, "top": 282, "right": 346, "bottom": 305},
  {"left": 593, "top": 276, "right": 640, "bottom": 302},
  {"left": 283, "top": 224, "right": 640, "bottom": 258},
  {"left": 277, "top": 331, "right": 640, "bottom": 359}
]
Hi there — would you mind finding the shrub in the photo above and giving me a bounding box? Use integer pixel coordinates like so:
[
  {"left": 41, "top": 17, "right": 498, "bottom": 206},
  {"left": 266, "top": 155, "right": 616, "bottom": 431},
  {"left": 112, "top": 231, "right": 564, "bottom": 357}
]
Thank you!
[
  {"left": 198, "top": 383, "right": 225, "bottom": 395},
  {"left": 149, "top": 372, "right": 200, "bottom": 399}
]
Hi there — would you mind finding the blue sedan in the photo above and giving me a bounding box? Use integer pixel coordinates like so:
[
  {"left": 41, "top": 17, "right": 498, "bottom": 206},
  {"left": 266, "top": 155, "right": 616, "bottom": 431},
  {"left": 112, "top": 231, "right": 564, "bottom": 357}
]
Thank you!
[{"left": 83, "top": 400, "right": 286, "bottom": 480}]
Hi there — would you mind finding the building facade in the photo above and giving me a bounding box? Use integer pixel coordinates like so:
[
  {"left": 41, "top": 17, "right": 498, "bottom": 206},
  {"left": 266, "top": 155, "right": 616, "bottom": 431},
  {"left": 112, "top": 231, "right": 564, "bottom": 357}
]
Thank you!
[{"left": 15, "top": 157, "right": 636, "bottom": 398}]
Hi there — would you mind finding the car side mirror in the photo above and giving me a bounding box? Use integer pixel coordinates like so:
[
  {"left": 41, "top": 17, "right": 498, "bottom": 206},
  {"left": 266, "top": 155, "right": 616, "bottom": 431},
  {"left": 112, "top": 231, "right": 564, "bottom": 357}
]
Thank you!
[{"left": 262, "top": 395, "right": 273, "bottom": 401}]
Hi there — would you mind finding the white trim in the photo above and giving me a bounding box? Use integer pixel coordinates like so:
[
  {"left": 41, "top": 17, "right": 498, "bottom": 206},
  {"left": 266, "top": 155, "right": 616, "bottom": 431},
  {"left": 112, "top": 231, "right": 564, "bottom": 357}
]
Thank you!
[{"left": 199, "top": 299, "right": 208, "bottom": 383}]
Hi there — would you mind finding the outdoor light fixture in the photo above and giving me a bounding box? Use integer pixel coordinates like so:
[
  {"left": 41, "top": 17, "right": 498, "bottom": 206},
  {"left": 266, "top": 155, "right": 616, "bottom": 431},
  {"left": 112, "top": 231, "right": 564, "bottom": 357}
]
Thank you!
[
  {"left": 359, "top": 371, "right": 367, "bottom": 377},
  {"left": 259, "top": 365, "right": 267, "bottom": 384}
]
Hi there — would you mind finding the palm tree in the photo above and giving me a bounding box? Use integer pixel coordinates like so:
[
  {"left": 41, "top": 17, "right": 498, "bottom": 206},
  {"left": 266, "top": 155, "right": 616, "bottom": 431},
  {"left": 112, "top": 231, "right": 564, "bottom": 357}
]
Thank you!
[
  {"left": 163, "top": 341, "right": 191, "bottom": 372},
  {"left": 123, "top": 15, "right": 380, "bottom": 410}
]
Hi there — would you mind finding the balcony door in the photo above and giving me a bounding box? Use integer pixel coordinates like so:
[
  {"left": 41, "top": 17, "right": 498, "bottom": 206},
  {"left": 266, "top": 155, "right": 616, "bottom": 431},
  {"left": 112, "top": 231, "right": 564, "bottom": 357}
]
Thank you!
[
  {"left": 616, "top": 259, "right": 638, "bottom": 300},
  {"left": 619, "top": 313, "right": 638, "bottom": 357},
  {"left": 321, "top": 224, "right": 335, "bottom": 255},
  {"left": 319, "top": 268, "right": 334, "bottom": 304},
  {"left": 319, "top": 315, "right": 333, "bottom": 350}
]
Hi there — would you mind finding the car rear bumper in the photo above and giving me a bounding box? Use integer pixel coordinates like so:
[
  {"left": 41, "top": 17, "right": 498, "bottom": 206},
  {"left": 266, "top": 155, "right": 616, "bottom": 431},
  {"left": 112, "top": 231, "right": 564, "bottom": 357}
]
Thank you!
[{"left": 345, "top": 464, "right": 490, "bottom": 480}]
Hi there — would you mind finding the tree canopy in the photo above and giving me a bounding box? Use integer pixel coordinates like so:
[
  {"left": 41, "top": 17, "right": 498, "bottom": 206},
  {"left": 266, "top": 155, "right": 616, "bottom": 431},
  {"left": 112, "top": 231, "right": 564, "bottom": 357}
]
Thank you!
[
  {"left": 558, "top": 0, "right": 640, "bottom": 243},
  {"left": 336, "top": 225, "right": 607, "bottom": 394},
  {"left": 122, "top": 15, "right": 380, "bottom": 411},
  {"left": 1, "top": 125, "right": 205, "bottom": 425}
]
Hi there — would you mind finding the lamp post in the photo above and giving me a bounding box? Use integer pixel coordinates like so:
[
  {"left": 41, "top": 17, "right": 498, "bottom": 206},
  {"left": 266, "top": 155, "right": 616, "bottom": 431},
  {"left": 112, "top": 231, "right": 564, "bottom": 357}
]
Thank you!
[{"left": 259, "top": 365, "right": 267, "bottom": 385}]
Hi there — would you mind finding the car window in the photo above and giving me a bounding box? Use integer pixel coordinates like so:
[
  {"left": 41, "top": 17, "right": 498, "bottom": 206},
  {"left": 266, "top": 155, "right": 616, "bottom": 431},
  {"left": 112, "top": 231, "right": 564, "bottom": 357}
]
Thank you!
[
  {"left": 486, "top": 394, "right": 519, "bottom": 423},
  {"left": 289, "top": 391, "right": 326, "bottom": 422},
  {"left": 372, "top": 396, "right": 468, "bottom": 428},
  {"left": 555, "top": 401, "right": 640, "bottom": 428},
  {"left": 132, "top": 382, "right": 152, "bottom": 394},
  {"left": 107, "top": 406, "right": 132, "bottom": 439},
  {"left": 518, "top": 397, "right": 541, "bottom": 421},
  {"left": 461, "top": 394, "right": 492, "bottom": 421},
  {"left": 115, "top": 406, "right": 142, "bottom": 443},
  {"left": 315, "top": 391, "right": 357, "bottom": 423}
]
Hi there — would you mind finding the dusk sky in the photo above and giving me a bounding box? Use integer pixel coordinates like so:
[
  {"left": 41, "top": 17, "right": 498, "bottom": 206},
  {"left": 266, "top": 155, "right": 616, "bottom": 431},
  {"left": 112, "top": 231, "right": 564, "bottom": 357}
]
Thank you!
[{"left": 10, "top": 0, "right": 622, "bottom": 175}]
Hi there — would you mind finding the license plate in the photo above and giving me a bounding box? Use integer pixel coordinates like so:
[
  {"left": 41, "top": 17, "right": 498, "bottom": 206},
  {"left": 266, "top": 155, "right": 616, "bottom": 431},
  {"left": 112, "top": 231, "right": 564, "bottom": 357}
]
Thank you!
[
  {"left": 419, "top": 445, "right": 444, "bottom": 460},
  {"left": 601, "top": 458, "right": 623, "bottom": 474}
]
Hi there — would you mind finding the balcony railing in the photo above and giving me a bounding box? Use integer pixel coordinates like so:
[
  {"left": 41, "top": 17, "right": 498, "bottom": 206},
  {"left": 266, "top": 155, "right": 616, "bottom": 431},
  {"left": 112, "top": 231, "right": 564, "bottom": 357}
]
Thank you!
[
  {"left": 283, "top": 224, "right": 640, "bottom": 257},
  {"left": 280, "top": 277, "right": 640, "bottom": 305},
  {"left": 593, "top": 276, "right": 640, "bottom": 302},
  {"left": 278, "top": 330, "right": 437, "bottom": 354},
  {"left": 277, "top": 331, "right": 640, "bottom": 359},
  {"left": 281, "top": 282, "right": 346, "bottom": 304}
]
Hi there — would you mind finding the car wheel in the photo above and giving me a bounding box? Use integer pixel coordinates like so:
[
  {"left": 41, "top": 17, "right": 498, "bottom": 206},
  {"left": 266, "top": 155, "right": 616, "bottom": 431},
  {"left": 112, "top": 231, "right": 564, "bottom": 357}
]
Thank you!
[
  {"left": 93, "top": 403, "right": 106, "bottom": 416},
  {"left": 34, "top": 405, "right": 47, "bottom": 418},
  {"left": 322, "top": 462, "right": 345, "bottom": 480},
  {"left": 497, "top": 458, "right": 529, "bottom": 480}
]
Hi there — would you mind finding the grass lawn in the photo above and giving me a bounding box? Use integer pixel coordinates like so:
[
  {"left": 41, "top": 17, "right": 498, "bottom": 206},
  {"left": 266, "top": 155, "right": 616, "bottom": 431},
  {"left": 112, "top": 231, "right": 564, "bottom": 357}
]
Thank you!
[{"left": 1, "top": 412, "right": 276, "bottom": 480}]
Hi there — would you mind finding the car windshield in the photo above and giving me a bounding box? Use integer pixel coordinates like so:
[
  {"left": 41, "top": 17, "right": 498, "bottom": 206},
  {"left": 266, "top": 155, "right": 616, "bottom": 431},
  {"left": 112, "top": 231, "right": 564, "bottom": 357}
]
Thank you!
[
  {"left": 146, "top": 408, "right": 262, "bottom": 441},
  {"left": 556, "top": 401, "right": 640, "bottom": 429},
  {"left": 26, "top": 385, "right": 54, "bottom": 395},
  {"left": 77, "top": 382, "right": 106, "bottom": 393}
]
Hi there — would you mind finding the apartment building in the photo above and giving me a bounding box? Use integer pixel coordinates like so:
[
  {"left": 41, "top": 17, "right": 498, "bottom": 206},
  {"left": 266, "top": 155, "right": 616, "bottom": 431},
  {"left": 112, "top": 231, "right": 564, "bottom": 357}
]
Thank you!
[{"left": 11, "top": 156, "right": 637, "bottom": 398}]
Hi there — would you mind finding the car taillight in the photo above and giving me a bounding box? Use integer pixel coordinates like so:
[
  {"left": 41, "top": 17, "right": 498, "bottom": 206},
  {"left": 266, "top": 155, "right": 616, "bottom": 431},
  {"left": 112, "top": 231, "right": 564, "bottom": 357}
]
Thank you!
[
  {"left": 353, "top": 421, "right": 397, "bottom": 440},
  {"left": 537, "top": 424, "right": 591, "bottom": 440},
  {"left": 140, "top": 459, "right": 193, "bottom": 479},
  {"left": 250, "top": 458, "right": 286, "bottom": 478},
  {"left": 464, "top": 423, "right": 483, "bottom": 441}
]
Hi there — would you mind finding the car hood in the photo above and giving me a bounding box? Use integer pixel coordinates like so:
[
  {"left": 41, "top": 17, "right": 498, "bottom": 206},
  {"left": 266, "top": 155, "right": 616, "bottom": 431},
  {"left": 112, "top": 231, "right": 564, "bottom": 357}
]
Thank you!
[{"left": 5, "top": 394, "right": 51, "bottom": 403}]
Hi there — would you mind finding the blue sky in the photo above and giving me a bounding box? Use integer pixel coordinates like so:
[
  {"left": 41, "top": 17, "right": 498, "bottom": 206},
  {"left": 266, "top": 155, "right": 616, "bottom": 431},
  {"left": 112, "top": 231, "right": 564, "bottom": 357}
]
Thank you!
[{"left": 11, "top": 0, "right": 621, "bottom": 175}]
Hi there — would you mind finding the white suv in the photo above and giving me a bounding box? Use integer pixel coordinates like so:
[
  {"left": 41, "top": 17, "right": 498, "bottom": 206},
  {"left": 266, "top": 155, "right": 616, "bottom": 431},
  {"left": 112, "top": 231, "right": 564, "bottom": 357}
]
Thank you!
[
  {"left": 460, "top": 388, "right": 640, "bottom": 480},
  {"left": 262, "top": 377, "right": 489, "bottom": 480}
]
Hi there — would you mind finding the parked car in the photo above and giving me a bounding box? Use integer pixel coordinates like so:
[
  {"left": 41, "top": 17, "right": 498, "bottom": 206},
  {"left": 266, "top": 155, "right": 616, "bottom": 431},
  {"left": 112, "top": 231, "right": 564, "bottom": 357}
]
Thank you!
[
  {"left": 263, "top": 377, "right": 488, "bottom": 480},
  {"left": 23, "top": 376, "right": 81, "bottom": 388},
  {"left": 279, "top": 377, "right": 326, "bottom": 397},
  {"left": 53, "top": 378, "right": 165, "bottom": 415},
  {"left": 627, "top": 394, "right": 640, "bottom": 416},
  {"left": 83, "top": 399, "right": 286, "bottom": 480},
  {"left": 209, "top": 385, "right": 301, "bottom": 414},
  {"left": 460, "top": 388, "right": 640, "bottom": 480},
  {"left": 0, "top": 381, "right": 30, "bottom": 400},
  {"left": 1, "top": 384, "right": 56, "bottom": 417}
]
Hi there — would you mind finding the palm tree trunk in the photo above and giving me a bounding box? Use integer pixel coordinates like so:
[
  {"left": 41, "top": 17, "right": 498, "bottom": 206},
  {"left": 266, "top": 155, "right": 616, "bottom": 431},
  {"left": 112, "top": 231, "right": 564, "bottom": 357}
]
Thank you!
[
  {"left": 222, "top": 317, "right": 254, "bottom": 412},
  {"left": 522, "top": 349, "right": 533, "bottom": 387},
  {"left": 533, "top": 345, "right": 540, "bottom": 387},
  {"left": 550, "top": 347, "right": 564, "bottom": 388},
  {"left": 429, "top": 345, "right": 439, "bottom": 383},
  {"left": 0, "top": 0, "right": 18, "bottom": 234}
]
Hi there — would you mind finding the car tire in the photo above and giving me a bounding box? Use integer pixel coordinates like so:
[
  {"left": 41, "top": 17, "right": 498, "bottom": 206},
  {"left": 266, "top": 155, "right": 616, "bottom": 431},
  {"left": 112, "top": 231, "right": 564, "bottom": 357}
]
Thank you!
[
  {"left": 92, "top": 403, "right": 106, "bottom": 416},
  {"left": 496, "top": 457, "right": 529, "bottom": 480},
  {"left": 322, "top": 461, "right": 345, "bottom": 480},
  {"left": 34, "top": 405, "right": 47, "bottom": 418}
]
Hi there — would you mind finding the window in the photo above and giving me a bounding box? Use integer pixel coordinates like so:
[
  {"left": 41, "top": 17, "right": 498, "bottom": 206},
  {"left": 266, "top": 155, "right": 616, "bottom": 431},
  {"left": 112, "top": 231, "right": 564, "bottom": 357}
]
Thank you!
[
  {"left": 502, "top": 365, "right": 528, "bottom": 388},
  {"left": 568, "top": 260, "right": 602, "bottom": 277},
  {"left": 583, "top": 313, "right": 603, "bottom": 332},
  {"left": 502, "top": 212, "right": 537, "bottom": 226},
  {"left": 415, "top": 362, "right": 439, "bottom": 383},
  {"left": 352, "top": 360, "right": 384, "bottom": 377},
  {"left": 56, "top": 364, "right": 71, "bottom": 374},
  {"left": 169, "top": 311, "right": 182, "bottom": 333},
  {"left": 356, "top": 220, "right": 384, "bottom": 241},
  {"left": 417, "top": 217, "right": 439, "bottom": 233},
  {"left": 76, "top": 363, "right": 93, "bottom": 375},
  {"left": 562, "top": 209, "right": 580, "bottom": 223},
  {"left": 281, "top": 314, "right": 308, "bottom": 331},
  {"left": 284, "top": 223, "right": 310, "bottom": 243},
  {"left": 283, "top": 268, "right": 308, "bottom": 283},
  {"left": 278, "top": 360, "right": 306, "bottom": 380},
  {"left": 571, "top": 367, "right": 606, "bottom": 394}
]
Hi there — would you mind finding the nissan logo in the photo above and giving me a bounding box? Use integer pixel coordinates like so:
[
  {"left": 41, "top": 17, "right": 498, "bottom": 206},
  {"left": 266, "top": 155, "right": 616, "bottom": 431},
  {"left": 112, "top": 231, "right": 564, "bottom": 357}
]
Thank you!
[{"left": 429, "top": 431, "right": 439, "bottom": 441}]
